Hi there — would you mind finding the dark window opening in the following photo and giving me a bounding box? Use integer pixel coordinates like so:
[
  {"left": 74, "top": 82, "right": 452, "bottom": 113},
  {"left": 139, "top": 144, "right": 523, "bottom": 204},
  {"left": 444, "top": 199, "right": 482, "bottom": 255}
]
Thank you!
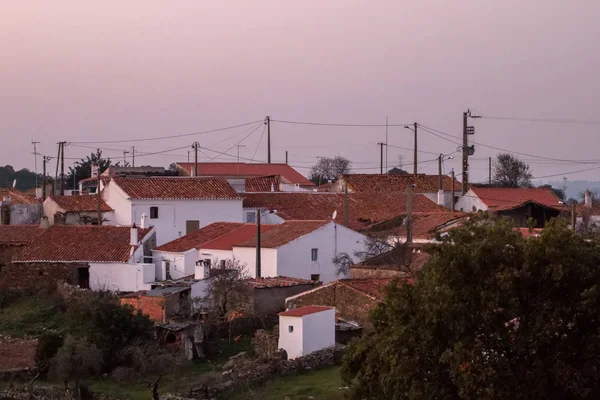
[
  {"left": 77, "top": 267, "right": 90, "bottom": 289},
  {"left": 150, "top": 207, "right": 159, "bottom": 219},
  {"left": 186, "top": 220, "right": 200, "bottom": 234},
  {"left": 311, "top": 248, "right": 318, "bottom": 262},
  {"left": 288, "top": 326, "right": 294, "bottom": 333},
  {"left": 311, "top": 274, "right": 320, "bottom": 281}
]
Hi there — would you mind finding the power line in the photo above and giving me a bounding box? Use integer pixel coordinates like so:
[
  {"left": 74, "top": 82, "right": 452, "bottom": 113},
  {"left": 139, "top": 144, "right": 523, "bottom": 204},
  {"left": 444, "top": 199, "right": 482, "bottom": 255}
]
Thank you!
[
  {"left": 69, "top": 120, "right": 264, "bottom": 144},
  {"left": 207, "top": 123, "right": 264, "bottom": 162},
  {"left": 480, "top": 115, "right": 600, "bottom": 125},
  {"left": 271, "top": 119, "right": 412, "bottom": 127},
  {"left": 252, "top": 124, "right": 267, "bottom": 161}
]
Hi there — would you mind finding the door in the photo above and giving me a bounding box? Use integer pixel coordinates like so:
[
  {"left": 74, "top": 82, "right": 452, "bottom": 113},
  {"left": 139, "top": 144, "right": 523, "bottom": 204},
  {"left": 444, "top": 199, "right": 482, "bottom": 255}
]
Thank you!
[
  {"left": 186, "top": 220, "right": 200, "bottom": 234},
  {"left": 77, "top": 267, "right": 90, "bottom": 289}
]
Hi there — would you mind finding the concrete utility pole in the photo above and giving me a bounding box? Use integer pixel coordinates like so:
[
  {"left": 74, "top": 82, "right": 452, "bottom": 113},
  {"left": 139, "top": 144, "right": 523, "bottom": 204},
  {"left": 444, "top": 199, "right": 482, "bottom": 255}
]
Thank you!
[
  {"left": 31, "top": 141, "right": 39, "bottom": 188},
  {"left": 489, "top": 156, "right": 492, "bottom": 185},
  {"left": 59, "top": 142, "right": 66, "bottom": 196},
  {"left": 285, "top": 151, "right": 288, "bottom": 164},
  {"left": 42, "top": 156, "right": 49, "bottom": 200},
  {"left": 131, "top": 146, "right": 135, "bottom": 167},
  {"left": 378, "top": 142, "right": 386, "bottom": 174},
  {"left": 462, "top": 111, "right": 469, "bottom": 193},
  {"left": 54, "top": 143, "right": 61, "bottom": 196},
  {"left": 451, "top": 170, "right": 455, "bottom": 212},
  {"left": 256, "top": 209, "right": 261, "bottom": 278},
  {"left": 571, "top": 202, "right": 577, "bottom": 231},
  {"left": 192, "top": 142, "right": 199, "bottom": 177},
  {"left": 96, "top": 149, "right": 102, "bottom": 225},
  {"left": 438, "top": 154, "right": 443, "bottom": 190},
  {"left": 265, "top": 116, "right": 271, "bottom": 163},
  {"left": 406, "top": 185, "right": 413, "bottom": 243},
  {"left": 413, "top": 122, "right": 418, "bottom": 174}
]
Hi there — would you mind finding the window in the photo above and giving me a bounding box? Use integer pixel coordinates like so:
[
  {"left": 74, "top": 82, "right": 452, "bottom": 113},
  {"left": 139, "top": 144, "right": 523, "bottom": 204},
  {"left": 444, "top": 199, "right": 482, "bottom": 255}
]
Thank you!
[
  {"left": 311, "top": 248, "right": 318, "bottom": 262},
  {"left": 311, "top": 274, "right": 320, "bottom": 281},
  {"left": 150, "top": 206, "right": 159, "bottom": 219},
  {"left": 246, "top": 212, "right": 256, "bottom": 223},
  {"left": 186, "top": 220, "right": 200, "bottom": 234},
  {"left": 288, "top": 326, "right": 294, "bottom": 333},
  {"left": 220, "top": 260, "right": 226, "bottom": 268}
]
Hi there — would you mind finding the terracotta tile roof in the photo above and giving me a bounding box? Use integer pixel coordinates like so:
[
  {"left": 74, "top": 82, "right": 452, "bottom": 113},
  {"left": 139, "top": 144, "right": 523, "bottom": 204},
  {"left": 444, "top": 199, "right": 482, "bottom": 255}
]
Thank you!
[
  {"left": 0, "top": 336, "right": 38, "bottom": 372},
  {"left": 339, "top": 279, "right": 398, "bottom": 301},
  {"left": 236, "top": 220, "right": 330, "bottom": 248},
  {"left": 154, "top": 222, "right": 245, "bottom": 252},
  {"left": 354, "top": 247, "right": 431, "bottom": 274},
  {"left": 14, "top": 225, "right": 153, "bottom": 263},
  {"left": 394, "top": 212, "right": 467, "bottom": 239},
  {"left": 0, "top": 225, "right": 44, "bottom": 245},
  {"left": 113, "top": 177, "right": 240, "bottom": 200},
  {"left": 470, "top": 187, "right": 563, "bottom": 211},
  {"left": 176, "top": 162, "right": 314, "bottom": 186},
  {"left": 242, "top": 192, "right": 447, "bottom": 232},
  {"left": 245, "top": 175, "right": 281, "bottom": 192},
  {"left": 201, "top": 224, "right": 279, "bottom": 250},
  {"left": 47, "top": 195, "right": 113, "bottom": 212},
  {"left": 245, "top": 276, "right": 319, "bottom": 289},
  {"left": 0, "top": 189, "right": 40, "bottom": 205},
  {"left": 315, "top": 182, "right": 335, "bottom": 192},
  {"left": 341, "top": 174, "right": 437, "bottom": 193},
  {"left": 279, "top": 305, "right": 334, "bottom": 317}
]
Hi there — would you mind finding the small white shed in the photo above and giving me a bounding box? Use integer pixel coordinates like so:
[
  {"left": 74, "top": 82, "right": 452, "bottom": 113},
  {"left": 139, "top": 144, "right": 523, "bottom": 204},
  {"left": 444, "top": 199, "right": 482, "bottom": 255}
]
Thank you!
[{"left": 278, "top": 305, "right": 335, "bottom": 359}]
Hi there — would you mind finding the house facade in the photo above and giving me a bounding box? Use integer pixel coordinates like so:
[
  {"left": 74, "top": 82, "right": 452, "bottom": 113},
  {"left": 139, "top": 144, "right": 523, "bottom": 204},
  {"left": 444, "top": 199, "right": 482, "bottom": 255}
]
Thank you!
[
  {"left": 0, "top": 189, "right": 42, "bottom": 225},
  {"left": 102, "top": 177, "right": 243, "bottom": 245},
  {"left": 43, "top": 195, "right": 114, "bottom": 225},
  {"left": 278, "top": 306, "right": 336, "bottom": 359}
]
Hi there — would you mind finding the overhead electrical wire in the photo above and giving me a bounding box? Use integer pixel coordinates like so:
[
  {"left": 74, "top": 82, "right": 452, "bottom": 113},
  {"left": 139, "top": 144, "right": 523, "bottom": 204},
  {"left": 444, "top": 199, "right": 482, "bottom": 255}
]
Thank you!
[
  {"left": 479, "top": 115, "right": 600, "bottom": 125},
  {"left": 207, "top": 123, "right": 264, "bottom": 162},
  {"left": 251, "top": 124, "right": 267, "bottom": 161},
  {"left": 271, "top": 119, "right": 412, "bottom": 127}
]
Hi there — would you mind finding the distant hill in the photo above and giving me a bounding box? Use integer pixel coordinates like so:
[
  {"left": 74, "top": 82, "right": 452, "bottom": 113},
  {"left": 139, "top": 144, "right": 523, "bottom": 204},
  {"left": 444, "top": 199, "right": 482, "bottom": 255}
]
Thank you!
[{"left": 542, "top": 180, "right": 600, "bottom": 201}]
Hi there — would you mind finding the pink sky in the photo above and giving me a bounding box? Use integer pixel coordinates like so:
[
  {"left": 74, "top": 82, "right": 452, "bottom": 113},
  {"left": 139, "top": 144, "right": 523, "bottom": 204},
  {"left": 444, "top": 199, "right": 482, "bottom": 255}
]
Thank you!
[{"left": 2, "top": 1, "right": 600, "bottom": 183}]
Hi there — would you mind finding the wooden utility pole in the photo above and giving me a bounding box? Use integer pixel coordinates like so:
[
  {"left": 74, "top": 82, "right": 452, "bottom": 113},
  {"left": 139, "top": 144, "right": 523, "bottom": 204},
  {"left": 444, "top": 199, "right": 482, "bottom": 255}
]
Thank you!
[
  {"left": 256, "top": 209, "right": 261, "bottom": 278},
  {"left": 451, "top": 170, "right": 455, "bottom": 212},
  {"left": 96, "top": 149, "right": 102, "bottom": 225},
  {"left": 59, "top": 142, "right": 66, "bottom": 196},
  {"left": 42, "top": 156, "right": 48, "bottom": 200},
  {"left": 192, "top": 142, "right": 199, "bottom": 177},
  {"left": 54, "top": 143, "right": 61, "bottom": 196},
  {"left": 265, "top": 116, "right": 271, "bottom": 163},
  {"left": 406, "top": 185, "right": 413, "bottom": 243},
  {"left": 489, "top": 156, "right": 492, "bottom": 185},
  {"left": 438, "top": 154, "right": 443, "bottom": 190},
  {"left": 344, "top": 183, "right": 349, "bottom": 227},
  {"left": 462, "top": 111, "right": 469, "bottom": 193},
  {"left": 413, "top": 122, "right": 418, "bottom": 175},
  {"left": 377, "top": 142, "right": 386, "bottom": 174},
  {"left": 285, "top": 151, "right": 288, "bottom": 164},
  {"left": 131, "top": 146, "right": 135, "bottom": 167}
]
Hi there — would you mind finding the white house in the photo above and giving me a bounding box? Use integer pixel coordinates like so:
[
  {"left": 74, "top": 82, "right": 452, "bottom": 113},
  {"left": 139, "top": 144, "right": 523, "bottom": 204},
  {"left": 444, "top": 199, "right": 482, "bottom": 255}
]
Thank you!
[
  {"left": 153, "top": 220, "right": 368, "bottom": 283},
  {"left": 42, "top": 195, "right": 114, "bottom": 225},
  {"left": 12, "top": 224, "right": 157, "bottom": 292},
  {"left": 278, "top": 305, "right": 336, "bottom": 359},
  {"left": 102, "top": 177, "right": 243, "bottom": 245},
  {"left": 455, "top": 186, "right": 563, "bottom": 213}
]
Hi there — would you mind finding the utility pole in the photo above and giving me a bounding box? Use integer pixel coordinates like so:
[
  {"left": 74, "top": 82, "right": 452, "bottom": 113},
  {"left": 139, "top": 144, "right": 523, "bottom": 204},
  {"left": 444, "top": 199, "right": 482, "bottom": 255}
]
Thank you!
[
  {"left": 59, "top": 142, "right": 66, "bottom": 196},
  {"left": 406, "top": 185, "right": 413, "bottom": 243},
  {"left": 31, "top": 141, "right": 40, "bottom": 188},
  {"left": 123, "top": 150, "right": 129, "bottom": 166},
  {"left": 54, "top": 143, "right": 61, "bottom": 196},
  {"left": 413, "top": 122, "right": 418, "bottom": 175},
  {"left": 344, "top": 183, "right": 350, "bottom": 227},
  {"left": 438, "top": 154, "right": 443, "bottom": 190},
  {"left": 265, "top": 116, "right": 271, "bottom": 164},
  {"left": 256, "top": 209, "right": 261, "bottom": 278},
  {"left": 451, "top": 170, "right": 455, "bottom": 212},
  {"left": 571, "top": 202, "right": 576, "bottom": 231},
  {"left": 385, "top": 116, "right": 388, "bottom": 173},
  {"left": 462, "top": 111, "right": 468, "bottom": 193},
  {"left": 192, "top": 142, "right": 199, "bottom": 177},
  {"left": 42, "top": 156, "right": 49, "bottom": 200},
  {"left": 377, "top": 142, "right": 386, "bottom": 174},
  {"left": 285, "top": 151, "right": 288, "bottom": 165},
  {"left": 131, "top": 146, "right": 135, "bottom": 167},
  {"left": 489, "top": 157, "right": 492, "bottom": 185},
  {"left": 96, "top": 149, "right": 102, "bottom": 225}
]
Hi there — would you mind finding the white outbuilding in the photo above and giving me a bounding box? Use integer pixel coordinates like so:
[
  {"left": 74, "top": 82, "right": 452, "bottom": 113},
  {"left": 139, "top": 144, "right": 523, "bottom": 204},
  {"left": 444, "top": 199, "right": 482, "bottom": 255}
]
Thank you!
[{"left": 278, "top": 305, "right": 335, "bottom": 359}]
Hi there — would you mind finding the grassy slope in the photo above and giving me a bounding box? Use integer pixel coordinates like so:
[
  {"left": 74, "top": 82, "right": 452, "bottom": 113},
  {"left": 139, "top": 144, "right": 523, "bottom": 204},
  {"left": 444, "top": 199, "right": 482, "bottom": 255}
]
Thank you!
[{"left": 0, "top": 295, "right": 64, "bottom": 337}]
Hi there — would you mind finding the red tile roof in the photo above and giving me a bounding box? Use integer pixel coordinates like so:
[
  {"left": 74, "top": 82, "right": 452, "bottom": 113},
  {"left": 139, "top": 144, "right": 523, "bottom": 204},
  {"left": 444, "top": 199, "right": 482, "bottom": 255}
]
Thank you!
[
  {"left": 236, "top": 220, "right": 331, "bottom": 248},
  {"left": 245, "top": 175, "right": 281, "bottom": 192},
  {"left": 47, "top": 195, "right": 113, "bottom": 212},
  {"left": 176, "top": 163, "right": 314, "bottom": 186},
  {"left": 242, "top": 192, "right": 447, "bottom": 231},
  {"left": 154, "top": 222, "right": 245, "bottom": 252},
  {"left": 395, "top": 212, "right": 467, "bottom": 239},
  {"left": 279, "top": 305, "right": 334, "bottom": 317},
  {"left": 245, "top": 276, "right": 318, "bottom": 289},
  {"left": 14, "top": 225, "right": 153, "bottom": 263},
  {"left": 201, "top": 224, "right": 279, "bottom": 250},
  {"left": 470, "top": 187, "right": 563, "bottom": 211},
  {"left": 341, "top": 174, "right": 460, "bottom": 193},
  {"left": 0, "top": 225, "right": 45, "bottom": 245},
  {"left": 113, "top": 177, "right": 240, "bottom": 200},
  {"left": 339, "top": 279, "right": 397, "bottom": 301},
  {"left": 0, "top": 189, "right": 40, "bottom": 205}
]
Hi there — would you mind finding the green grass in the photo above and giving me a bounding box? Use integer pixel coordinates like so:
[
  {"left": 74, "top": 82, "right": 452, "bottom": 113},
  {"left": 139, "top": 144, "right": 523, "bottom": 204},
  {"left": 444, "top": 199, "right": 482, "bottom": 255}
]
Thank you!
[
  {"left": 0, "top": 295, "right": 64, "bottom": 337},
  {"left": 227, "top": 367, "right": 347, "bottom": 400},
  {"left": 87, "top": 381, "right": 149, "bottom": 400}
]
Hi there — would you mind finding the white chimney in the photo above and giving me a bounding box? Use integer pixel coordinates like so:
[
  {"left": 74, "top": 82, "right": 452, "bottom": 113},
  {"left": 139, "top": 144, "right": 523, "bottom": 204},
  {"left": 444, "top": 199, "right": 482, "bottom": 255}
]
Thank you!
[
  {"left": 585, "top": 190, "right": 592, "bottom": 208},
  {"left": 437, "top": 190, "right": 444, "bottom": 206},
  {"left": 130, "top": 224, "right": 138, "bottom": 246},
  {"left": 140, "top": 213, "right": 147, "bottom": 229},
  {"left": 270, "top": 182, "right": 275, "bottom": 192},
  {"left": 39, "top": 216, "right": 50, "bottom": 229}
]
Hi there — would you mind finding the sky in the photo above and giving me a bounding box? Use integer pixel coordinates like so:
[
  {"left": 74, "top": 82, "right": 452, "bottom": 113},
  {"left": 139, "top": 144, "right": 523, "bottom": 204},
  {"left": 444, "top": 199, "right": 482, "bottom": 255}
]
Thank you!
[{"left": 2, "top": 1, "right": 600, "bottom": 186}]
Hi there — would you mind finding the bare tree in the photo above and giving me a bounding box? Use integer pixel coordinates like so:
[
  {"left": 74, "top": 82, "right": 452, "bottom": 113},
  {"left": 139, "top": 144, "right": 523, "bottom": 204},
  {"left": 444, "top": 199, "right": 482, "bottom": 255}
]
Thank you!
[
  {"left": 492, "top": 153, "right": 533, "bottom": 188},
  {"left": 309, "top": 155, "right": 352, "bottom": 185}
]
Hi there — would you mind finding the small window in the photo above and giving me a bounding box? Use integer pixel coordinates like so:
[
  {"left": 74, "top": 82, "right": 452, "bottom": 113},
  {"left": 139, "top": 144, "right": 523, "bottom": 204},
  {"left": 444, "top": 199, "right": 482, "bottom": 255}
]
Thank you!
[
  {"left": 246, "top": 212, "right": 256, "bottom": 223},
  {"left": 311, "top": 248, "right": 318, "bottom": 262},
  {"left": 220, "top": 260, "right": 226, "bottom": 268},
  {"left": 310, "top": 274, "right": 320, "bottom": 281},
  {"left": 150, "top": 207, "right": 159, "bottom": 219},
  {"left": 288, "top": 325, "right": 294, "bottom": 333}
]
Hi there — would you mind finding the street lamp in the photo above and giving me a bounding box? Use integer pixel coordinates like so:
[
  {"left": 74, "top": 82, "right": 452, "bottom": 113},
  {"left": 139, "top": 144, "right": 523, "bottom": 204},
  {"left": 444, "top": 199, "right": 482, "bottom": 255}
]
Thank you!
[
  {"left": 438, "top": 153, "right": 454, "bottom": 190},
  {"left": 256, "top": 209, "right": 277, "bottom": 278},
  {"left": 403, "top": 123, "right": 418, "bottom": 175}
]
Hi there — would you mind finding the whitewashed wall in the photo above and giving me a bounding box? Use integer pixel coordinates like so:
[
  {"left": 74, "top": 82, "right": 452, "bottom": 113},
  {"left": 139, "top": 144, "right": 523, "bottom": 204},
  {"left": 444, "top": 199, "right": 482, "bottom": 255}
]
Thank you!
[
  {"left": 455, "top": 189, "right": 488, "bottom": 212},
  {"left": 302, "top": 308, "right": 336, "bottom": 356},
  {"left": 278, "top": 315, "right": 304, "bottom": 359},
  {"left": 102, "top": 183, "right": 133, "bottom": 226},
  {"left": 232, "top": 247, "right": 278, "bottom": 278},
  {"left": 89, "top": 262, "right": 154, "bottom": 292}
]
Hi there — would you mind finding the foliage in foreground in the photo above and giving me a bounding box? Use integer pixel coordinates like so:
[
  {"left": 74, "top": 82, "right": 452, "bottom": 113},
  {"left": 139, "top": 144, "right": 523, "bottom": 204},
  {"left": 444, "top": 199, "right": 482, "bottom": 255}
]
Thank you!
[{"left": 342, "top": 215, "right": 600, "bottom": 399}]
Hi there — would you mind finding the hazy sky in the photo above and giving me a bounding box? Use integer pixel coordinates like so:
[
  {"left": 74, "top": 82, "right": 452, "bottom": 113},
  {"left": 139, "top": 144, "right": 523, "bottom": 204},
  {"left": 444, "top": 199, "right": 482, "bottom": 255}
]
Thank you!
[{"left": 2, "top": 1, "right": 600, "bottom": 184}]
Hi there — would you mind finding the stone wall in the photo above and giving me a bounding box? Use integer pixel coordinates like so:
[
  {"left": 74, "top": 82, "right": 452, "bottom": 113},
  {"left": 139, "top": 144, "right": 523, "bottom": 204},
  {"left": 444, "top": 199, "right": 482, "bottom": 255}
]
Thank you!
[
  {"left": 286, "top": 282, "right": 379, "bottom": 328},
  {"left": 0, "top": 262, "right": 86, "bottom": 293},
  {"left": 0, "top": 245, "right": 25, "bottom": 269},
  {"left": 350, "top": 267, "right": 405, "bottom": 279}
]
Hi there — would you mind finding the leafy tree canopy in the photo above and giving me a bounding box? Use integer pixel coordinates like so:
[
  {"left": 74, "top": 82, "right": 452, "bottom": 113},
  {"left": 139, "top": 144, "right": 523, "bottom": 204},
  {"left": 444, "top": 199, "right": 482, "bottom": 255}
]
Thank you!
[
  {"left": 538, "top": 184, "right": 566, "bottom": 201},
  {"left": 342, "top": 215, "right": 600, "bottom": 399},
  {"left": 492, "top": 153, "right": 533, "bottom": 188},
  {"left": 388, "top": 166, "right": 408, "bottom": 175},
  {"left": 0, "top": 165, "right": 43, "bottom": 191},
  {"left": 65, "top": 151, "right": 115, "bottom": 190},
  {"left": 309, "top": 155, "right": 352, "bottom": 185}
]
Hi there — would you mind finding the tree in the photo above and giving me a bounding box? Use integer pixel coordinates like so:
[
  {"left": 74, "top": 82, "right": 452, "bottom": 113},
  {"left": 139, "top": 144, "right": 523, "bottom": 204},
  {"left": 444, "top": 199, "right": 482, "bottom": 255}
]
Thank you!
[
  {"left": 51, "top": 335, "right": 103, "bottom": 400},
  {"left": 492, "top": 153, "right": 533, "bottom": 188},
  {"left": 195, "top": 258, "right": 252, "bottom": 319},
  {"left": 538, "top": 184, "right": 565, "bottom": 201},
  {"left": 342, "top": 215, "right": 600, "bottom": 399},
  {"left": 65, "top": 151, "right": 115, "bottom": 190},
  {"left": 309, "top": 156, "right": 352, "bottom": 185},
  {"left": 0, "top": 165, "right": 43, "bottom": 191},
  {"left": 388, "top": 155, "right": 408, "bottom": 174}
]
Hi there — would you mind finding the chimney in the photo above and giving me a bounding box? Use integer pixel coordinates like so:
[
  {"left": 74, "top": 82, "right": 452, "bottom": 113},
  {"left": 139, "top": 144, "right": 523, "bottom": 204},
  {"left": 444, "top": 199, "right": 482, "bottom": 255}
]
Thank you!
[
  {"left": 130, "top": 224, "right": 138, "bottom": 246},
  {"left": 140, "top": 213, "right": 147, "bottom": 229},
  {"left": 437, "top": 190, "right": 444, "bottom": 206},
  {"left": 585, "top": 190, "right": 592, "bottom": 208},
  {"left": 39, "top": 216, "right": 50, "bottom": 229},
  {"left": 91, "top": 163, "right": 99, "bottom": 178},
  {"left": 270, "top": 182, "right": 275, "bottom": 192}
]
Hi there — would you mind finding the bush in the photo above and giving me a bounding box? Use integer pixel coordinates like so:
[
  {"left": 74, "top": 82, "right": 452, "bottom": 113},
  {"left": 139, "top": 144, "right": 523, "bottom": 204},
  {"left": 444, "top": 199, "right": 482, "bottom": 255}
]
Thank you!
[{"left": 35, "top": 332, "right": 64, "bottom": 375}]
